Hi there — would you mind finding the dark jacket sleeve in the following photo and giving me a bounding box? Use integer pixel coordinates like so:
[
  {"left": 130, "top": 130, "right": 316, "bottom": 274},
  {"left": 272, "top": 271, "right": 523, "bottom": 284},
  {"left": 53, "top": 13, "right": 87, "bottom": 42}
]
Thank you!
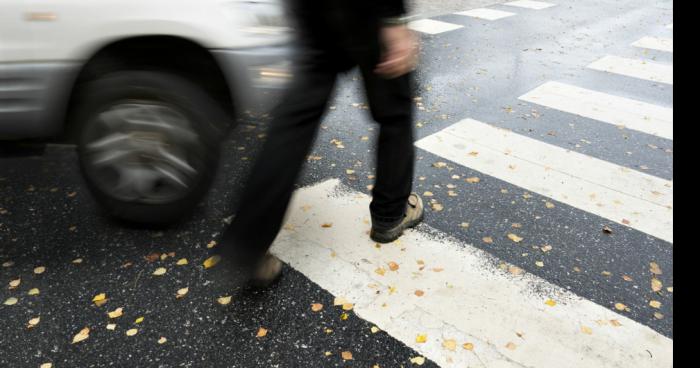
[{"left": 377, "top": 0, "right": 407, "bottom": 19}]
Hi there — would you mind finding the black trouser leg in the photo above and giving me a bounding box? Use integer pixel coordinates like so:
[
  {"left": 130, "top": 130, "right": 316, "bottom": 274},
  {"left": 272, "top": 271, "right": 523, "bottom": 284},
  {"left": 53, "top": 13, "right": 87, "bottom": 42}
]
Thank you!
[
  {"left": 221, "top": 69, "right": 337, "bottom": 265},
  {"left": 361, "top": 70, "right": 415, "bottom": 226}
]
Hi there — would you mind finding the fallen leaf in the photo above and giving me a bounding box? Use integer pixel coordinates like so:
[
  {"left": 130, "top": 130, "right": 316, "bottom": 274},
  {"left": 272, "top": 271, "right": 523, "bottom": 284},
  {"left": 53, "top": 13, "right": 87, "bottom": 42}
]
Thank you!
[
  {"left": 432, "top": 267, "right": 444, "bottom": 272},
  {"left": 144, "top": 253, "right": 160, "bottom": 263},
  {"left": 505, "top": 342, "right": 517, "bottom": 350},
  {"left": 321, "top": 223, "right": 333, "bottom": 228},
  {"left": 72, "top": 258, "right": 83, "bottom": 264},
  {"left": 465, "top": 177, "right": 480, "bottom": 183},
  {"left": 28, "top": 288, "right": 40, "bottom": 296},
  {"left": 442, "top": 339, "right": 457, "bottom": 351},
  {"left": 651, "top": 278, "right": 663, "bottom": 292},
  {"left": 108, "top": 307, "right": 123, "bottom": 319},
  {"left": 126, "top": 328, "right": 138, "bottom": 336},
  {"left": 135, "top": 316, "right": 144, "bottom": 324},
  {"left": 311, "top": 303, "right": 323, "bottom": 312},
  {"left": 342, "top": 303, "right": 354, "bottom": 311},
  {"left": 614, "top": 303, "right": 628, "bottom": 311},
  {"left": 34, "top": 266, "right": 46, "bottom": 274},
  {"left": 2, "top": 261, "right": 14, "bottom": 267},
  {"left": 610, "top": 319, "right": 622, "bottom": 327},
  {"left": 431, "top": 203, "right": 444, "bottom": 211},
  {"left": 410, "top": 356, "right": 426, "bottom": 365},
  {"left": 218, "top": 296, "right": 232, "bottom": 305},
  {"left": 423, "top": 191, "right": 434, "bottom": 197},
  {"left": 654, "top": 312, "right": 664, "bottom": 320},
  {"left": 415, "top": 334, "right": 427, "bottom": 343},
  {"left": 341, "top": 351, "right": 353, "bottom": 360},
  {"left": 375, "top": 267, "right": 386, "bottom": 276},
  {"left": 649, "top": 300, "right": 661, "bottom": 309},
  {"left": 463, "top": 343, "right": 474, "bottom": 351},
  {"left": 622, "top": 275, "right": 633, "bottom": 282},
  {"left": 106, "top": 323, "right": 116, "bottom": 330},
  {"left": 580, "top": 326, "right": 593, "bottom": 335},
  {"left": 207, "top": 240, "right": 217, "bottom": 249},
  {"left": 158, "top": 336, "right": 167, "bottom": 344},
  {"left": 507, "top": 233, "right": 523, "bottom": 243},
  {"left": 340, "top": 313, "right": 349, "bottom": 320},
  {"left": 545, "top": 202, "right": 555, "bottom": 209},
  {"left": 176, "top": 258, "right": 188, "bottom": 266},
  {"left": 460, "top": 222, "right": 470, "bottom": 228},
  {"left": 93, "top": 293, "right": 108, "bottom": 307},
  {"left": 535, "top": 261, "right": 544, "bottom": 268},
  {"left": 541, "top": 245, "right": 553, "bottom": 252},
  {"left": 371, "top": 326, "right": 380, "bottom": 333},
  {"left": 9, "top": 278, "right": 20, "bottom": 289},
  {"left": 72, "top": 327, "right": 90, "bottom": 344},
  {"left": 388, "top": 262, "right": 399, "bottom": 271},
  {"left": 203, "top": 255, "right": 221, "bottom": 269},
  {"left": 256, "top": 327, "right": 268, "bottom": 338},
  {"left": 433, "top": 162, "right": 448, "bottom": 168},
  {"left": 602, "top": 226, "right": 613, "bottom": 234},
  {"left": 40, "top": 363, "right": 52, "bottom": 368},
  {"left": 176, "top": 287, "right": 189, "bottom": 298},
  {"left": 152, "top": 267, "right": 167, "bottom": 276},
  {"left": 545, "top": 299, "right": 557, "bottom": 307},
  {"left": 5, "top": 297, "right": 18, "bottom": 306},
  {"left": 509, "top": 265, "right": 524, "bottom": 276},
  {"left": 649, "top": 262, "right": 662, "bottom": 275},
  {"left": 27, "top": 317, "right": 40, "bottom": 328},
  {"left": 333, "top": 297, "right": 350, "bottom": 306},
  {"left": 414, "top": 290, "right": 425, "bottom": 297},
  {"left": 483, "top": 237, "right": 493, "bottom": 244}
]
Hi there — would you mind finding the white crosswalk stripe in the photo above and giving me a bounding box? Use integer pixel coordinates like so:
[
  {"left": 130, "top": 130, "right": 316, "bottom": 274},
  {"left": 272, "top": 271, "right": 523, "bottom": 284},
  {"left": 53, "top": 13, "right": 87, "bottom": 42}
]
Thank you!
[
  {"left": 504, "top": 0, "right": 557, "bottom": 10},
  {"left": 415, "top": 118, "right": 673, "bottom": 243},
  {"left": 587, "top": 55, "right": 673, "bottom": 84},
  {"left": 408, "top": 19, "right": 464, "bottom": 35},
  {"left": 455, "top": 8, "right": 516, "bottom": 20},
  {"left": 632, "top": 36, "right": 673, "bottom": 52},
  {"left": 272, "top": 179, "right": 673, "bottom": 368},
  {"left": 519, "top": 81, "right": 673, "bottom": 140}
]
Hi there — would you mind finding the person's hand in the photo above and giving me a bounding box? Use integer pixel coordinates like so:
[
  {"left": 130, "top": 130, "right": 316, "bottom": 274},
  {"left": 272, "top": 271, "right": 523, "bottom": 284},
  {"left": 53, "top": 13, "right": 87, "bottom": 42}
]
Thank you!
[{"left": 375, "top": 24, "right": 419, "bottom": 79}]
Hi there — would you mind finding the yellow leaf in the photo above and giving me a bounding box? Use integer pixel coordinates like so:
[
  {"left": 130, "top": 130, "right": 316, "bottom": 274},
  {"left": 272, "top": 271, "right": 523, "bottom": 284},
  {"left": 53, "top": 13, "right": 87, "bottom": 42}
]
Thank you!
[
  {"left": 614, "top": 303, "right": 628, "bottom": 311},
  {"left": 545, "top": 299, "right": 557, "bottom": 307},
  {"left": 507, "top": 233, "right": 523, "bottom": 243},
  {"left": 535, "top": 261, "right": 544, "bottom": 268},
  {"left": 108, "top": 307, "right": 123, "bottom": 319},
  {"left": 649, "top": 300, "right": 661, "bottom": 309},
  {"left": 465, "top": 177, "right": 480, "bottom": 183},
  {"left": 545, "top": 202, "right": 555, "bottom": 208},
  {"left": 415, "top": 334, "right": 427, "bottom": 343},
  {"left": 72, "top": 327, "right": 90, "bottom": 344},
  {"left": 9, "top": 278, "right": 20, "bottom": 289},
  {"left": 409, "top": 356, "right": 426, "bottom": 365},
  {"left": 649, "top": 262, "right": 662, "bottom": 275},
  {"left": 176, "top": 258, "right": 188, "bottom": 266},
  {"left": 218, "top": 296, "right": 232, "bottom": 305},
  {"left": 158, "top": 337, "right": 167, "bottom": 344},
  {"left": 370, "top": 326, "right": 380, "bottom": 333},
  {"left": 92, "top": 293, "right": 106, "bottom": 302},
  {"left": 135, "top": 317, "right": 144, "bottom": 324},
  {"left": 256, "top": 327, "right": 268, "bottom": 337},
  {"left": 442, "top": 339, "right": 457, "bottom": 351},
  {"left": 152, "top": 267, "right": 167, "bottom": 276},
  {"left": 580, "top": 326, "right": 593, "bottom": 335},
  {"left": 423, "top": 191, "right": 434, "bottom": 197},
  {"left": 482, "top": 237, "right": 493, "bottom": 244},
  {"left": 342, "top": 303, "right": 354, "bottom": 311},
  {"left": 203, "top": 255, "right": 221, "bottom": 269},
  {"left": 462, "top": 342, "right": 474, "bottom": 351},
  {"left": 333, "top": 297, "right": 349, "bottom": 306},
  {"left": 27, "top": 317, "right": 40, "bottom": 328},
  {"left": 176, "top": 287, "right": 189, "bottom": 298},
  {"left": 4, "top": 297, "right": 19, "bottom": 305},
  {"left": 610, "top": 319, "right": 622, "bottom": 327},
  {"left": 106, "top": 323, "right": 116, "bottom": 330},
  {"left": 28, "top": 288, "right": 40, "bottom": 295},
  {"left": 340, "top": 313, "right": 349, "bottom": 320},
  {"left": 40, "top": 363, "right": 52, "bottom": 368},
  {"left": 651, "top": 278, "right": 662, "bottom": 292},
  {"left": 311, "top": 303, "right": 323, "bottom": 312},
  {"left": 375, "top": 267, "right": 386, "bottom": 276},
  {"left": 34, "top": 266, "right": 46, "bottom": 274},
  {"left": 207, "top": 240, "right": 217, "bottom": 249},
  {"left": 126, "top": 328, "right": 138, "bottom": 336},
  {"left": 341, "top": 351, "right": 353, "bottom": 360}
]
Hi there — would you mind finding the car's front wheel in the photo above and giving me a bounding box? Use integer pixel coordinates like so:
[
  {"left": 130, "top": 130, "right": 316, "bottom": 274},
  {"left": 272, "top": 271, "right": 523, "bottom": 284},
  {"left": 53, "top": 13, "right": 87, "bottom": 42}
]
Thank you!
[{"left": 74, "top": 71, "right": 229, "bottom": 224}]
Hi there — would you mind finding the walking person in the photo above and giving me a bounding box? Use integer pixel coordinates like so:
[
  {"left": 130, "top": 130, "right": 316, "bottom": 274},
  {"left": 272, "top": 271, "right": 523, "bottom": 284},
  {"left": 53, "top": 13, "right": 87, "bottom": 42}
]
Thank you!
[{"left": 220, "top": 0, "right": 423, "bottom": 287}]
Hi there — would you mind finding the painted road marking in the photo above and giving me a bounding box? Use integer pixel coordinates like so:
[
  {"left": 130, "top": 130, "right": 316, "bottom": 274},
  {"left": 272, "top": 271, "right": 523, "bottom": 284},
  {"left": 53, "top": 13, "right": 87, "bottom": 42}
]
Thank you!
[
  {"left": 415, "top": 119, "right": 673, "bottom": 243},
  {"left": 632, "top": 37, "right": 673, "bottom": 53},
  {"left": 519, "top": 81, "right": 673, "bottom": 140},
  {"left": 273, "top": 179, "right": 673, "bottom": 368},
  {"left": 587, "top": 55, "right": 673, "bottom": 85},
  {"left": 409, "top": 19, "right": 464, "bottom": 34},
  {"left": 504, "top": 0, "right": 557, "bottom": 10},
  {"left": 455, "top": 8, "right": 516, "bottom": 21}
]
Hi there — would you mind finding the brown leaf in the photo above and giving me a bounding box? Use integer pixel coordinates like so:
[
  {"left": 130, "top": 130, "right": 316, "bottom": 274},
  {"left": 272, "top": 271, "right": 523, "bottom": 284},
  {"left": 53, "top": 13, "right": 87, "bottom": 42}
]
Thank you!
[
  {"left": 256, "top": 327, "right": 268, "bottom": 338},
  {"left": 341, "top": 351, "right": 353, "bottom": 360},
  {"left": 311, "top": 303, "right": 323, "bottom": 312}
]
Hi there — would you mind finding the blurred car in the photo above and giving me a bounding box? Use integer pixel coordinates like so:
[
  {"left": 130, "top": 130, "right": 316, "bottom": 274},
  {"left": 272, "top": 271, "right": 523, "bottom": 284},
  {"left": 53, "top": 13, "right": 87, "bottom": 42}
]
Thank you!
[{"left": 0, "top": 0, "right": 292, "bottom": 223}]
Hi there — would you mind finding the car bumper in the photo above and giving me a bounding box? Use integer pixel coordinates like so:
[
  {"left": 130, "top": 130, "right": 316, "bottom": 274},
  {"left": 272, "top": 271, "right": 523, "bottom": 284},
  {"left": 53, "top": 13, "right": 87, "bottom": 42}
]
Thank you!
[{"left": 211, "top": 45, "right": 293, "bottom": 117}]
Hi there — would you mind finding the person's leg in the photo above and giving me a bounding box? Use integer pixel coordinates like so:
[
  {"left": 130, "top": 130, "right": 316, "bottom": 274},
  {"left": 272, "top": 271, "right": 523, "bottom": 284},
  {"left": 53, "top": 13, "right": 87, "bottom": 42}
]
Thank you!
[
  {"left": 220, "top": 67, "right": 337, "bottom": 270},
  {"left": 360, "top": 68, "right": 416, "bottom": 229}
]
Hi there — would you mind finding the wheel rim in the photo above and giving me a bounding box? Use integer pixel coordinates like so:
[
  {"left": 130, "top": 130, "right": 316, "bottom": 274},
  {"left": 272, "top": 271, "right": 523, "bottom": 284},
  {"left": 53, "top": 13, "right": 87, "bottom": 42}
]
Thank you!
[{"left": 82, "top": 101, "right": 207, "bottom": 204}]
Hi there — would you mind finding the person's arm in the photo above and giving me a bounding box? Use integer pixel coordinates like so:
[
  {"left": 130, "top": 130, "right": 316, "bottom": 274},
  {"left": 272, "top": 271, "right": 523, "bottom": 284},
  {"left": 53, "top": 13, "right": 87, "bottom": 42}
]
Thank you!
[{"left": 374, "top": 1, "right": 419, "bottom": 79}]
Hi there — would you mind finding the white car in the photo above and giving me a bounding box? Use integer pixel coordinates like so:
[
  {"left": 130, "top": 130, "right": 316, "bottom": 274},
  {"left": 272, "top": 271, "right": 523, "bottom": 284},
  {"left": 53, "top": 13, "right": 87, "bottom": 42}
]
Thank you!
[{"left": 0, "top": 0, "right": 292, "bottom": 223}]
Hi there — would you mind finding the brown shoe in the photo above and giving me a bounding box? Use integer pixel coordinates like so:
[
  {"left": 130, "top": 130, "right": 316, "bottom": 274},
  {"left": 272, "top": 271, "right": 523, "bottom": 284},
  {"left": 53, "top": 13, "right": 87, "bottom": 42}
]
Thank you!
[
  {"left": 250, "top": 253, "right": 283, "bottom": 288},
  {"left": 370, "top": 193, "right": 424, "bottom": 243}
]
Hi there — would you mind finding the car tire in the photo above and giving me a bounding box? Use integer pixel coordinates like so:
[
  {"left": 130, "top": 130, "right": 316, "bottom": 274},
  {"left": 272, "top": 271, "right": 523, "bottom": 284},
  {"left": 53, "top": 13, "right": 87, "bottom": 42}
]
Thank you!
[{"left": 73, "top": 70, "right": 230, "bottom": 224}]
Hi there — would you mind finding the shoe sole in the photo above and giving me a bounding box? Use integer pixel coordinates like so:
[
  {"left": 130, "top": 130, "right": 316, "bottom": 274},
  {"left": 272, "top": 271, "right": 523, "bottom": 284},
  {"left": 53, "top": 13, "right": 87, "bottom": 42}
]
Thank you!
[{"left": 370, "top": 213, "right": 424, "bottom": 244}]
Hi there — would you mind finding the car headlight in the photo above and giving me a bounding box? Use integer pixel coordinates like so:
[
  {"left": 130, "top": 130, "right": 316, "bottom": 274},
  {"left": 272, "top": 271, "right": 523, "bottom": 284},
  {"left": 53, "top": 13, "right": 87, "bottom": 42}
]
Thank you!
[{"left": 224, "top": 0, "right": 291, "bottom": 36}]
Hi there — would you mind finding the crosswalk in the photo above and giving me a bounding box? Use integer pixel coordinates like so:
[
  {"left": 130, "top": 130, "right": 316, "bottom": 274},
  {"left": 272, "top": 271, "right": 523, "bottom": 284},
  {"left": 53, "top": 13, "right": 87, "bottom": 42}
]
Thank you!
[{"left": 276, "top": 2, "right": 672, "bottom": 367}]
